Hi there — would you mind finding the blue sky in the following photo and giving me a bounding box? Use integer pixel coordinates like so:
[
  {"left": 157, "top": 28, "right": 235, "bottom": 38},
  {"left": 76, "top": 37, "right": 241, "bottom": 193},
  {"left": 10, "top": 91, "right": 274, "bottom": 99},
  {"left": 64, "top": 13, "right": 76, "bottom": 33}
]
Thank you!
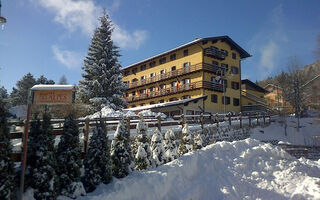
[{"left": 0, "top": 0, "right": 319, "bottom": 92}]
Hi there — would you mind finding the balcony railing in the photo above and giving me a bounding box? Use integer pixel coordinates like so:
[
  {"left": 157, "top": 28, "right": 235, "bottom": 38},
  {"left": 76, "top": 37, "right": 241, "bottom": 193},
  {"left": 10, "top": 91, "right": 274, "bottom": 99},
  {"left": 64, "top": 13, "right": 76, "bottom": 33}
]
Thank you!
[
  {"left": 241, "top": 91, "right": 267, "bottom": 105},
  {"left": 126, "top": 81, "right": 224, "bottom": 102},
  {"left": 125, "top": 63, "right": 223, "bottom": 89}
]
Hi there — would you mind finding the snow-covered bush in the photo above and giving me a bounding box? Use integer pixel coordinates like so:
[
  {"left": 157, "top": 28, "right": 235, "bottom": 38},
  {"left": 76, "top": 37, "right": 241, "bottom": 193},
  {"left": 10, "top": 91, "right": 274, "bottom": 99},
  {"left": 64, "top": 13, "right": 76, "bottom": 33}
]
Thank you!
[
  {"left": 151, "top": 129, "right": 165, "bottom": 166},
  {"left": 193, "top": 132, "right": 204, "bottom": 150},
  {"left": 178, "top": 123, "right": 194, "bottom": 155},
  {"left": 135, "top": 115, "right": 152, "bottom": 170},
  {"left": 56, "top": 114, "right": 85, "bottom": 198},
  {"left": 25, "top": 113, "right": 59, "bottom": 199},
  {"left": 0, "top": 99, "right": 15, "bottom": 200},
  {"left": 163, "top": 129, "right": 178, "bottom": 163},
  {"left": 111, "top": 119, "right": 132, "bottom": 178},
  {"left": 83, "top": 123, "right": 112, "bottom": 192}
]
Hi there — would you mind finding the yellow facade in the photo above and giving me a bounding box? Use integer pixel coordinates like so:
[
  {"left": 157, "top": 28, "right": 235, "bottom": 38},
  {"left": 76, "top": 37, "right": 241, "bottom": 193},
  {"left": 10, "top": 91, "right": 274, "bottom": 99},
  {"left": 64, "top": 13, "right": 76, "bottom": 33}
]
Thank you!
[{"left": 122, "top": 36, "right": 250, "bottom": 114}]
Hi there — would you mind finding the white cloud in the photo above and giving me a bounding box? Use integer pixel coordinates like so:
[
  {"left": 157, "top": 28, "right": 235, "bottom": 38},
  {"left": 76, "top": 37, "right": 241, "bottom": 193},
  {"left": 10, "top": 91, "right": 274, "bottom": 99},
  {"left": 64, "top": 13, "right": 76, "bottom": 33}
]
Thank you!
[
  {"left": 33, "top": 0, "right": 147, "bottom": 49},
  {"left": 259, "top": 41, "right": 279, "bottom": 75},
  {"left": 52, "top": 45, "right": 83, "bottom": 69}
]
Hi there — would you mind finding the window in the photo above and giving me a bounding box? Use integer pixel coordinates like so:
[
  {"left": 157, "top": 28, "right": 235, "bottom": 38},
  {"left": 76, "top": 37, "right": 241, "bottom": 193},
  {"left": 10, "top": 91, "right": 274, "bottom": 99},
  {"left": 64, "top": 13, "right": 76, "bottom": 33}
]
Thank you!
[
  {"left": 160, "top": 69, "right": 166, "bottom": 74},
  {"left": 231, "top": 66, "right": 239, "bottom": 74},
  {"left": 149, "top": 61, "right": 156, "bottom": 67},
  {"left": 231, "top": 81, "right": 239, "bottom": 90},
  {"left": 221, "top": 49, "right": 228, "bottom": 56},
  {"left": 141, "top": 75, "right": 146, "bottom": 80},
  {"left": 124, "top": 70, "right": 130, "bottom": 76},
  {"left": 131, "top": 91, "right": 136, "bottom": 96},
  {"left": 123, "top": 81, "right": 129, "bottom": 86},
  {"left": 171, "top": 81, "right": 177, "bottom": 87},
  {"left": 159, "top": 57, "right": 166, "bottom": 64},
  {"left": 212, "top": 61, "right": 219, "bottom": 67},
  {"left": 131, "top": 105, "right": 136, "bottom": 108},
  {"left": 150, "top": 101, "right": 155, "bottom": 105},
  {"left": 169, "top": 97, "right": 178, "bottom": 101},
  {"left": 170, "top": 54, "right": 176, "bottom": 61},
  {"left": 222, "top": 96, "right": 230, "bottom": 105},
  {"left": 132, "top": 68, "right": 138, "bottom": 74},
  {"left": 140, "top": 64, "right": 146, "bottom": 71},
  {"left": 182, "top": 95, "right": 191, "bottom": 99},
  {"left": 150, "top": 86, "right": 155, "bottom": 92},
  {"left": 132, "top": 78, "right": 138, "bottom": 82},
  {"left": 183, "top": 78, "right": 190, "bottom": 84},
  {"left": 150, "top": 72, "right": 156, "bottom": 77},
  {"left": 183, "top": 49, "right": 189, "bottom": 56},
  {"left": 233, "top": 98, "right": 239, "bottom": 106},
  {"left": 159, "top": 99, "right": 164, "bottom": 103},
  {"left": 140, "top": 103, "right": 145, "bottom": 106},
  {"left": 221, "top": 63, "right": 228, "bottom": 71},
  {"left": 232, "top": 52, "right": 236, "bottom": 59},
  {"left": 211, "top": 94, "right": 218, "bottom": 103},
  {"left": 171, "top": 66, "right": 176, "bottom": 71},
  {"left": 183, "top": 62, "right": 190, "bottom": 69},
  {"left": 139, "top": 89, "right": 145, "bottom": 94},
  {"left": 159, "top": 84, "right": 166, "bottom": 89},
  {"left": 202, "top": 41, "right": 208, "bottom": 45}
]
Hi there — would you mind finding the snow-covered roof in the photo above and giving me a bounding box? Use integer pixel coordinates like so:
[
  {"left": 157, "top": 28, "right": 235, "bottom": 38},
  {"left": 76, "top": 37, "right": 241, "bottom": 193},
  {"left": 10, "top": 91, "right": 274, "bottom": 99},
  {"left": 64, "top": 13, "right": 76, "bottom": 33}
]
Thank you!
[
  {"left": 122, "top": 36, "right": 251, "bottom": 70},
  {"left": 31, "top": 85, "right": 75, "bottom": 91},
  {"left": 125, "top": 95, "right": 207, "bottom": 111}
]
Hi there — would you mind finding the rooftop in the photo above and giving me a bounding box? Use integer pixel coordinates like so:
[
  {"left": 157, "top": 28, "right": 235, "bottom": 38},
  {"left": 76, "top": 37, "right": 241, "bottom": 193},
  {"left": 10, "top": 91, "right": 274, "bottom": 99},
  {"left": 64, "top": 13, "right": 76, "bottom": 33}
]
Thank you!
[{"left": 31, "top": 85, "right": 75, "bottom": 91}]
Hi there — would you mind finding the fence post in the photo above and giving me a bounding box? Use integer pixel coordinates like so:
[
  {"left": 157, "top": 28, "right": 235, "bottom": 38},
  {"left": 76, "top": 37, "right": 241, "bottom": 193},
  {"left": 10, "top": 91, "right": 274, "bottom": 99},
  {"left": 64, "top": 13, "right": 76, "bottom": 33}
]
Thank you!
[
  {"left": 126, "top": 117, "right": 131, "bottom": 138},
  {"left": 263, "top": 114, "right": 266, "bottom": 125},
  {"left": 268, "top": 115, "right": 271, "bottom": 124},
  {"left": 215, "top": 113, "right": 219, "bottom": 127},
  {"left": 84, "top": 118, "right": 89, "bottom": 154},
  {"left": 157, "top": 115, "right": 161, "bottom": 132},
  {"left": 200, "top": 113, "right": 204, "bottom": 132},
  {"left": 181, "top": 114, "right": 185, "bottom": 128},
  {"left": 249, "top": 113, "right": 252, "bottom": 127},
  {"left": 256, "top": 112, "right": 259, "bottom": 126},
  {"left": 228, "top": 112, "right": 231, "bottom": 126},
  {"left": 239, "top": 112, "right": 242, "bottom": 128}
]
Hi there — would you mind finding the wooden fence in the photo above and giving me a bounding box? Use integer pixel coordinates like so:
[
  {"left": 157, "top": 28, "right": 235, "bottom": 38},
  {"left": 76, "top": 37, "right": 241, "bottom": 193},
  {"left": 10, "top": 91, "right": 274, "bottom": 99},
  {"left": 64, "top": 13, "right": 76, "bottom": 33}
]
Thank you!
[{"left": 9, "top": 112, "right": 271, "bottom": 162}]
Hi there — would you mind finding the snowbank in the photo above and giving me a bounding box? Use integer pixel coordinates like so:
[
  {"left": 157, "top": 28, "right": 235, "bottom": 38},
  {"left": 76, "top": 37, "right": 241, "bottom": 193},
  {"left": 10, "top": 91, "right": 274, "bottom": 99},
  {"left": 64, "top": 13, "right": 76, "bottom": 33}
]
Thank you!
[{"left": 72, "top": 139, "right": 320, "bottom": 200}]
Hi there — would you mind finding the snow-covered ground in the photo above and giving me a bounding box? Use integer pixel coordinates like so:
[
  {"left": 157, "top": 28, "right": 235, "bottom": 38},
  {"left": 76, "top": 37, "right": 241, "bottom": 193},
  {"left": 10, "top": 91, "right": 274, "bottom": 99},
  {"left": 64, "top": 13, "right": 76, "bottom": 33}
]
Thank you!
[
  {"left": 251, "top": 117, "right": 320, "bottom": 146},
  {"left": 56, "top": 138, "right": 320, "bottom": 200}
]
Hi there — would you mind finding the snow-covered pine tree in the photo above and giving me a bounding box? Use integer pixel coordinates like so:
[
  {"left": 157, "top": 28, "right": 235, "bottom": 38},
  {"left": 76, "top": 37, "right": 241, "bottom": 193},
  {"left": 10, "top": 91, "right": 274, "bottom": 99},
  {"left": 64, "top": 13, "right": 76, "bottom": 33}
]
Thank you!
[
  {"left": 150, "top": 129, "right": 165, "bottom": 167},
  {"left": 0, "top": 99, "right": 15, "bottom": 200},
  {"left": 135, "top": 114, "right": 152, "bottom": 170},
  {"left": 178, "top": 123, "right": 194, "bottom": 156},
  {"left": 56, "top": 114, "right": 85, "bottom": 198},
  {"left": 10, "top": 73, "right": 36, "bottom": 106},
  {"left": 36, "top": 75, "right": 55, "bottom": 85},
  {"left": 193, "top": 131, "right": 204, "bottom": 150},
  {"left": 83, "top": 122, "right": 112, "bottom": 192},
  {"left": 78, "top": 11, "right": 127, "bottom": 111},
  {"left": 111, "top": 119, "right": 131, "bottom": 178},
  {"left": 25, "top": 113, "right": 59, "bottom": 199},
  {"left": 163, "top": 129, "right": 178, "bottom": 163}
]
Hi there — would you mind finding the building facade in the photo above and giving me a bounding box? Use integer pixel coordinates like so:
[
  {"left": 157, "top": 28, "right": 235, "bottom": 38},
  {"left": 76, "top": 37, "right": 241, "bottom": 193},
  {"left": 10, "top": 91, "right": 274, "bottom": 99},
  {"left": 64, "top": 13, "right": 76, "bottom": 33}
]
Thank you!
[
  {"left": 121, "top": 36, "right": 250, "bottom": 114},
  {"left": 241, "top": 79, "right": 269, "bottom": 112}
]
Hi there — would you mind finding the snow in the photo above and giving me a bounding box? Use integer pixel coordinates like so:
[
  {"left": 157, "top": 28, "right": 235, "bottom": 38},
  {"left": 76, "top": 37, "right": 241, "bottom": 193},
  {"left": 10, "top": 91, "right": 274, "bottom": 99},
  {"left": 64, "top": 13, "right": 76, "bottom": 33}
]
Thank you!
[
  {"left": 9, "top": 105, "right": 27, "bottom": 119},
  {"left": 31, "top": 84, "right": 75, "bottom": 90},
  {"left": 71, "top": 139, "right": 320, "bottom": 200}
]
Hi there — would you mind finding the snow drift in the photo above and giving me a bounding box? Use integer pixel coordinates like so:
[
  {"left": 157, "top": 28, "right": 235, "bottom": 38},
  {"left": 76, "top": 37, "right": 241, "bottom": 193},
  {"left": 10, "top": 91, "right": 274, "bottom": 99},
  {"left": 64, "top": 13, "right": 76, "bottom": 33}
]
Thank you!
[{"left": 75, "top": 139, "right": 320, "bottom": 200}]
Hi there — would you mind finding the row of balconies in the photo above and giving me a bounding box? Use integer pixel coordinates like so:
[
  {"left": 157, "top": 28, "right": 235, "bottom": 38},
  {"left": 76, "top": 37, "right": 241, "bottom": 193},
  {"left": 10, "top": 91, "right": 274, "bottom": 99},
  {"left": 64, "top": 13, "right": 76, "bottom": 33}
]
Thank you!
[
  {"left": 126, "top": 81, "right": 224, "bottom": 103},
  {"left": 124, "top": 62, "right": 226, "bottom": 90},
  {"left": 241, "top": 90, "right": 267, "bottom": 105}
]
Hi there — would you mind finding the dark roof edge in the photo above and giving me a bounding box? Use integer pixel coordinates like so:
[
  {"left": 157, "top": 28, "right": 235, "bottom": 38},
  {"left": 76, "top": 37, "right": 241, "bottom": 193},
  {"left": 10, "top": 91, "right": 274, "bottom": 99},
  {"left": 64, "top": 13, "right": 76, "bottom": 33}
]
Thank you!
[{"left": 242, "top": 79, "right": 268, "bottom": 93}]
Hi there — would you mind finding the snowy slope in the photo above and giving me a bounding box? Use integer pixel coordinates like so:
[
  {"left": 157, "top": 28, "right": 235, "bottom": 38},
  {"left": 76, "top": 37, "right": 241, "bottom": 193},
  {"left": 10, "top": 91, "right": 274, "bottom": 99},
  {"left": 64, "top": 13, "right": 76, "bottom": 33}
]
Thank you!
[{"left": 66, "top": 139, "right": 320, "bottom": 200}]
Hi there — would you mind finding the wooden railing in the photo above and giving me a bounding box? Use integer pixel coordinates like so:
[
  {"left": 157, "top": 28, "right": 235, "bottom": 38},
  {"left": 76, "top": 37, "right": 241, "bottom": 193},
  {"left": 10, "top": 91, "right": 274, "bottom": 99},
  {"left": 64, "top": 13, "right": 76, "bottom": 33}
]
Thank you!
[
  {"left": 241, "top": 91, "right": 267, "bottom": 105},
  {"left": 126, "top": 63, "right": 222, "bottom": 89},
  {"left": 126, "top": 81, "right": 224, "bottom": 102}
]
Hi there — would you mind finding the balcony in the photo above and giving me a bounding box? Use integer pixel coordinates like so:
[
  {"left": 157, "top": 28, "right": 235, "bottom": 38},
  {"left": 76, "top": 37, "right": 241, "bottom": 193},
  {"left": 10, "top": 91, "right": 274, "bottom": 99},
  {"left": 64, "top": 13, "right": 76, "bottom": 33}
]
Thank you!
[
  {"left": 204, "top": 47, "right": 226, "bottom": 60},
  {"left": 126, "top": 81, "right": 224, "bottom": 103},
  {"left": 241, "top": 91, "right": 267, "bottom": 105},
  {"left": 125, "top": 63, "right": 223, "bottom": 89}
]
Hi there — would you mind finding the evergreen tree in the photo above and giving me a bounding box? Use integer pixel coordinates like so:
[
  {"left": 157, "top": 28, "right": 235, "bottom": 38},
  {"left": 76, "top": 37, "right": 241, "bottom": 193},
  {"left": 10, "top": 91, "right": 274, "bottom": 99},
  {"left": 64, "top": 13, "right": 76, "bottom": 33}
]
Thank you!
[
  {"left": 178, "top": 123, "right": 194, "bottom": 156},
  {"left": 36, "top": 75, "right": 55, "bottom": 85},
  {"left": 0, "top": 99, "right": 15, "bottom": 200},
  {"left": 163, "top": 129, "right": 178, "bottom": 163},
  {"left": 10, "top": 73, "right": 36, "bottom": 106},
  {"left": 58, "top": 75, "right": 68, "bottom": 85},
  {"left": 193, "top": 132, "right": 204, "bottom": 150},
  {"left": 78, "top": 11, "right": 127, "bottom": 111},
  {"left": 83, "top": 122, "right": 112, "bottom": 192},
  {"left": 25, "top": 113, "right": 59, "bottom": 199},
  {"left": 111, "top": 119, "right": 131, "bottom": 178},
  {"left": 57, "top": 114, "right": 85, "bottom": 198},
  {"left": 135, "top": 114, "right": 152, "bottom": 170},
  {"left": 0, "top": 86, "right": 8, "bottom": 99},
  {"left": 150, "top": 129, "right": 165, "bottom": 167}
]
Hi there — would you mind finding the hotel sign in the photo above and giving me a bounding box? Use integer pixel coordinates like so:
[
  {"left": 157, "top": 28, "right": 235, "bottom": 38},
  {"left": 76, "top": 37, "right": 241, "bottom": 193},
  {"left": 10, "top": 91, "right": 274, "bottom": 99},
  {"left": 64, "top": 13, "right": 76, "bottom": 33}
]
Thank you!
[{"left": 31, "top": 85, "right": 75, "bottom": 105}]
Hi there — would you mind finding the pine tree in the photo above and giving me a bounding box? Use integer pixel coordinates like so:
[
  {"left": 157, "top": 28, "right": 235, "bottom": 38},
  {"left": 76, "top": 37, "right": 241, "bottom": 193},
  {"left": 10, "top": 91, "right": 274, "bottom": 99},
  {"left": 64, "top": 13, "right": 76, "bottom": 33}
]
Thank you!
[
  {"left": 58, "top": 75, "right": 68, "bottom": 85},
  {"left": 163, "top": 129, "right": 178, "bottom": 163},
  {"left": 135, "top": 115, "right": 152, "bottom": 170},
  {"left": 0, "top": 99, "right": 15, "bottom": 200},
  {"left": 78, "top": 11, "right": 127, "bottom": 111},
  {"left": 193, "top": 132, "right": 204, "bottom": 150},
  {"left": 150, "top": 129, "right": 165, "bottom": 167},
  {"left": 56, "top": 114, "right": 85, "bottom": 198},
  {"left": 25, "top": 113, "right": 59, "bottom": 199},
  {"left": 10, "top": 73, "right": 36, "bottom": 106},
  {"left": 111, "top": 119, "right": 131, "bottom": 178},
  {"left": 83, "top": 122, "right": 112, "bottom": 192},
  {"left": 178, "top": 123, "right": 194, "bottom": 156},
  {"left": 36, "top": 75, "right": 55, "bottom": 85}
]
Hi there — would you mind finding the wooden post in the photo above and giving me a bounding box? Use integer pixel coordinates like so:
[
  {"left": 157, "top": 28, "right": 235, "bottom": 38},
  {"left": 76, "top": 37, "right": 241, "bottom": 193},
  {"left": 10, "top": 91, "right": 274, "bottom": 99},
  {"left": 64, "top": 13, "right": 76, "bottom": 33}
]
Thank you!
[
  {"left": 83, "top": 118, "right": 89, "bottom": 154},
  {"left": 268, "top": 115, "right": 271, "bottom": 124},
  {"left": 249, "top": 113, "right": 252, "bottom": 127},
  {"left": 215, "top": 113, "right": 219, "bottom": 127},
  {"left": 263, "top": 114, "right": 266, "bottom": 125},
  {"left": 181, "top": 114, "right": 185, "bottom": 128},
  {"left": 157, "top": 115, "right": 161, "bottom": 132},
  {"left": 200, "top": 113, "right": 204, "bottom": 131},
  {"left": 239, "top": 112, "right": 242, "bottom": 128},
  {"left": 20, "top": 104, "right": 32, "bottom": 200},
  {"left": 126, "top": 117, "right": 131, "bottom": 138},
  {"left": 228, "top": 112, "right": 231, "bottom": 126},
  {"left": 256, "top": 112, "right": 259, "bottom": 126}
]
